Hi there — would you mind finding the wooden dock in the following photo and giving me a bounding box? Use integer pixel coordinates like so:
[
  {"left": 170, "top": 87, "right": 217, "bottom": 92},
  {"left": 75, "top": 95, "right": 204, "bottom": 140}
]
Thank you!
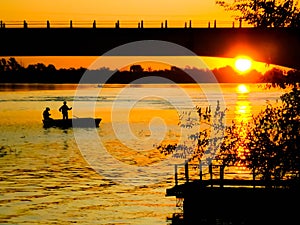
[{"left": 166, "top": 163, "right": 300, "bottom": 225}]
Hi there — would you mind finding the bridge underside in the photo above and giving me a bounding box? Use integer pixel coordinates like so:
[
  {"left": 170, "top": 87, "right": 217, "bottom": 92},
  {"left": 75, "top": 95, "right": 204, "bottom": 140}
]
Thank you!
[{"left": 0, "top": 28, "right": 299, "bottom": 70}]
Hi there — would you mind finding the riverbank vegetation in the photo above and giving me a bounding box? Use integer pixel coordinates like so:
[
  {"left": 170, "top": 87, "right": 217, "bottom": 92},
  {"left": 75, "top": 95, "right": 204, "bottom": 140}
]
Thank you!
[
  {"left": 0, "top": 57, "right": 299, "bottom": 84},
  {"left": 158, "top": 82, "right": 300, "bottom": 187}
]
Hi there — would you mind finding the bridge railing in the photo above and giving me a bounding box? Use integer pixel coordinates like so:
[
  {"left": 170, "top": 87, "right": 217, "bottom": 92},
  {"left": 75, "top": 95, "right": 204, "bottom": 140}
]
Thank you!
[{"left": 0, "top": 19, "right": 248, "bottom": 29}]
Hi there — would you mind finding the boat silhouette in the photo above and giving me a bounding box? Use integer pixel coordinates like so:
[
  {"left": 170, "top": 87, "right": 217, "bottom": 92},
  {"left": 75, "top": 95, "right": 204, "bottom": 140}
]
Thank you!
[{"left": 43, "top": 117, "right": 102, "bottom": 128}]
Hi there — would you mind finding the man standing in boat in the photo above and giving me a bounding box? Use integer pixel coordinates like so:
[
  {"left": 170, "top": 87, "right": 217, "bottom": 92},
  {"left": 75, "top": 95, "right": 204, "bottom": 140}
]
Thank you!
[{"left": 59, "top": 101, "right": 72, "bottom": 120}]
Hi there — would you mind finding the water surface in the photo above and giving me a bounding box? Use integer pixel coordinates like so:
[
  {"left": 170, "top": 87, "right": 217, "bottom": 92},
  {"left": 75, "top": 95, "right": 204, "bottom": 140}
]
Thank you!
[{"left": 0, "top": 83, "right": 286, "bottom": 224}]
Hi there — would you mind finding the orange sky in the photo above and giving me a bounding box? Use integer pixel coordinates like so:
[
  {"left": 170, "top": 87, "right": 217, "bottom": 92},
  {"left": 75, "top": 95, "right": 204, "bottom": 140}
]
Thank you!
[
  {"left": 0, "top": 0, "right": 236, "bottom": 27},
  {"left": 3, "top": 0, "right": 290, "bottom": 72},
  {"left": 9, "top": 56, "right": 283, "bottom": 74}
]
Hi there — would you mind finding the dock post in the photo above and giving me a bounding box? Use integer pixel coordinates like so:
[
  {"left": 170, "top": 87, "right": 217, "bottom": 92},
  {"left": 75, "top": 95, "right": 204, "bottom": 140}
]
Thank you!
[
  {"left": 175, "top": 165, "right": 178, "bottom": 186},
  {"left": 189, "top": 20, "right": 192, "bottom": 28},
  {"left": 161, "top": 22, "right": 163, "bottom": 28},
  {"left": 199, "top": 162, "right": 203, "bottom": 181},
  {"left": 252, "top": 170, "right": 256, "bottom": 188},
  {"left": 0, "top": 21, "right": 2, "bottom": 29},
  {"left": 184, "top": 22, "right": 187, "bottom": 28},
  {"left": 165, "top": 20, "right": 168, "bottom": 28},
  {"left": 209, "top": 163, "right": 213, "bottom": 187},
  {"left": 214, "top": 20, "right": 216, "bottom": 28},
  {"left": 185, "top": 160, "right": 189, "bottom": 183},
  {"left": 47, "top": 20, "right": 50, "bottom": 29},
  {"left": 93, "top": 20, "right": 96, "bottom": 29},
  {"left": 70, "top": 20, "right": 73, "bottom": 28},
  {"left": 239, "top": 18, "right": 242, "bottom": 28},
  {"left": 208, "top": 21, "right": 210, "bottom": 28},
  {"left": 232, "top": 21, "right": 235, "bottom": 28},
  {"left": 141, "top": 20, "right": 143, "bottom": 28},
  {"left": 220, "top": 165, "right": 224, "bottom": 188}
]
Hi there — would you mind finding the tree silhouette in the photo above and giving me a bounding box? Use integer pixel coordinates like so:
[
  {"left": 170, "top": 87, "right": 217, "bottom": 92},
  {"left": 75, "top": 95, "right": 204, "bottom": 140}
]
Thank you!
[
  {"left": 241, "top": 86, "right": 300, "bottom": 183},
  {"left": 158, "top": 83, "right": 300, "bottom": 186},
  {"left": 7, "top": 57, "right": 22, "bottom": 71},
  {"left": 216, "top": 0, "right": 300, "bottom": 27}
]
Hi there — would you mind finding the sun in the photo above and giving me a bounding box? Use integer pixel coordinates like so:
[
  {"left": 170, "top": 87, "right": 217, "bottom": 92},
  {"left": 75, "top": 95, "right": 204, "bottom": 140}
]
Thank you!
[{"left": 234, "top": 56, "right": 252, "bottom": 73}]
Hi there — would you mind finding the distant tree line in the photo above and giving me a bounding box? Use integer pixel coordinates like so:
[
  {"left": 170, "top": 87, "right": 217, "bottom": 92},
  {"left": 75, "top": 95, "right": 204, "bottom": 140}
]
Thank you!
[{"left": 0, "top": 57, "right": 299, "bottom": 84}]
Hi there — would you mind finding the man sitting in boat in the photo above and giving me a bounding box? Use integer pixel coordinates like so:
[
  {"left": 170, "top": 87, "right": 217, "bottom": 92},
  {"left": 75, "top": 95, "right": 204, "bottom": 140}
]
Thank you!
[
  {"left": 59, "top": 101, "right": 72, "bottom": 120},
  {"left": 43, "top": 107, "right": 53, "bottom": 121}
]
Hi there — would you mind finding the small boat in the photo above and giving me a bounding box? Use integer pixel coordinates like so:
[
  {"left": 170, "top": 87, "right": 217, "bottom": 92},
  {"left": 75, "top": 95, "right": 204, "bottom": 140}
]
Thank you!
[{"left": 43, "top": 118, "right": 102, "bottom": 129}]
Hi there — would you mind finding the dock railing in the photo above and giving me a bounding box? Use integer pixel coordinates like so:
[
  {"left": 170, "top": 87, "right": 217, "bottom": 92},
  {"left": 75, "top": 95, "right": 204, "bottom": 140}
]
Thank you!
[
  {"left": 172, "top": 160, "right": 299, "bottom": 189},
  {"left": 174, "top": 160, "right": 252, "bottom": 186}
]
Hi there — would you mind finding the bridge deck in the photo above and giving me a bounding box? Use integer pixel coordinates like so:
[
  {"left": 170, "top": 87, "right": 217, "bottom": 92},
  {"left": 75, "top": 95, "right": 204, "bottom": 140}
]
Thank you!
[{"left": 0, "top": 27, "right": 299, "bottom": 69}]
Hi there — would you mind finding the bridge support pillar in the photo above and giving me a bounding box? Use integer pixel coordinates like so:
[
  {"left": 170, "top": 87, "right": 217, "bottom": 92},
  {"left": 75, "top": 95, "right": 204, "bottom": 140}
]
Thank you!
[
  {"left": 115, "top": 20, "right": 120, "bottom": 28},
  {"left": 23, "top": 20, "right": 28, "bottom": 29}
]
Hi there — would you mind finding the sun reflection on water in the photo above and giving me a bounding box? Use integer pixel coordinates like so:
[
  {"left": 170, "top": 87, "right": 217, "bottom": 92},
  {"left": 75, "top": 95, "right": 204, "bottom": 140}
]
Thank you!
[{"left": 235, "top": 84, "right": 252, "bottom": 124}]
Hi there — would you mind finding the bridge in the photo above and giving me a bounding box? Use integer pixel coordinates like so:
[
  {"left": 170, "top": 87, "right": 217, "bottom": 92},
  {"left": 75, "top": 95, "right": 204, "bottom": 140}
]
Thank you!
[{"left": 0, "top": 24, "right": 299, "bottom": 69}]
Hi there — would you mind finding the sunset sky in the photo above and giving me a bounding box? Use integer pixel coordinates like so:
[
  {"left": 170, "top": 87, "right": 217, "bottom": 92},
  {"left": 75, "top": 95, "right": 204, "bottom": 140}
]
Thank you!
[
  {"left": 2, "top": 0, "right": 290, "bottom": 72},
  {"left": 1, "top": 0, "right": 235, "bottom": 23}
]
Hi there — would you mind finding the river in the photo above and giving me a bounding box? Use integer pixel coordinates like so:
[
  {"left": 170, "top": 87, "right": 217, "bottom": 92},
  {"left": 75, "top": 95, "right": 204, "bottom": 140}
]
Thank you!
[{"left": 0, "top": 83, "right": 287, "bottom": 225}]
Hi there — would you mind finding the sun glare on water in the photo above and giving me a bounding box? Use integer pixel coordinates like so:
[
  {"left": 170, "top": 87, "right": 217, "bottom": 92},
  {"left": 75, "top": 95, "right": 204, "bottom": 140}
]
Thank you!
[
  {"left": 234, "top": 56, "right": 252, "bottom": 73},
  {"left": 236, "top": 84, "right": 249, "bottom": 94}
]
